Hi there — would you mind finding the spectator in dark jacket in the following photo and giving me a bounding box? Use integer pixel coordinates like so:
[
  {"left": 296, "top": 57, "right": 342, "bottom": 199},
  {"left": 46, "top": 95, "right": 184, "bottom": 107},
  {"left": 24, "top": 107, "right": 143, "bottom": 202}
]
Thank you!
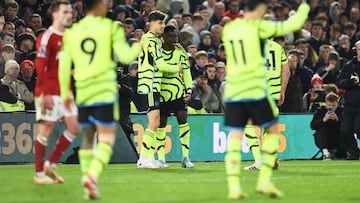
[{"left": 311, "top": 93, "right": 346, "bottom": 160}]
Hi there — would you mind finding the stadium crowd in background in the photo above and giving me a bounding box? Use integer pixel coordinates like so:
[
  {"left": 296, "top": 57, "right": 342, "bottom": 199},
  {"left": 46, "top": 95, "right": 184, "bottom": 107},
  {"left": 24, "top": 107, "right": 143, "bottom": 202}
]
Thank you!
[{"left": 0, "top": 0, "right": 359, "bottom": 161}]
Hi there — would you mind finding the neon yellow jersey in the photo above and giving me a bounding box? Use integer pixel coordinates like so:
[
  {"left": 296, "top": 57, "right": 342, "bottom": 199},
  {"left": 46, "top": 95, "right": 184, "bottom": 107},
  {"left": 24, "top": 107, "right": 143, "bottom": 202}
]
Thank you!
[
  {"left": 266, "top": 40, "right": 287, "bottom": 100},
  {"left": 160, "top": 48, "right": 192, "bottom": 102},
  {"left": 222, "top": 3, "right": 309, "bottom": 102},
  {"left": 138, "top": 32, "right": 179, "bottom": 94},
  {"left": 59, "top": 16, "right": 140, "bottom": 107}
]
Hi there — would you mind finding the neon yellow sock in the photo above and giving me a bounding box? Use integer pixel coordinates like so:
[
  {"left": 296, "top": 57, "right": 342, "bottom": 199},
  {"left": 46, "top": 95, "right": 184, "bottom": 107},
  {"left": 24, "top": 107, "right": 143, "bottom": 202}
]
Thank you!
[
  {"left": 258, "top": 134, "right": 279, "bottom": 183},
  {"left": 225, "top": 137, "right": 242, "bottom": 191},
  {"left": 78, "top": 149, "right": 94, "bottom": 177},
  {"left": 88, "top": 143, "right": 113, "bottom": 180},
  {"left": 179, "top": 123, "right": 190, "bottom": 158},
  {"left": 156, "top": 127, "right": 166, "bottom": 161},
  {"left": 245, "top": 125, "right": 261, "bottom": 161},
  {"left": 140, "top": 129, "right": 156, "bottom": 158}
]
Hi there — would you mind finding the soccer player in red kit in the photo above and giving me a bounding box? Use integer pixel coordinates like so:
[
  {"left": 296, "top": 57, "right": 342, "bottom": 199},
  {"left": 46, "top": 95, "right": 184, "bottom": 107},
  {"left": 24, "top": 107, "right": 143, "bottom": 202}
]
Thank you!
[{"left": 33, "top": 0, "right": 80, "bottom": 184}]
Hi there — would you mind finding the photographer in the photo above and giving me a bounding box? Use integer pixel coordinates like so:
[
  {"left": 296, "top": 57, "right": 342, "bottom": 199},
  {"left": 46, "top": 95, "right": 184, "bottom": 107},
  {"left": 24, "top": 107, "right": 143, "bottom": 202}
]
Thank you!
[
  {"left": 336, "top": 40, "right": 360, "bottom": 160},
  {"left": 311, "top": 93, "right": 345, "bottom": 160}
]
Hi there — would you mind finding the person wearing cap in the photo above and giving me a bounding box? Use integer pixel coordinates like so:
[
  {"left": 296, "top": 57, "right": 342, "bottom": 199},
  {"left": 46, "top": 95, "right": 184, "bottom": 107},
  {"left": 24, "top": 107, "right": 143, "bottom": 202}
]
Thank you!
[
  {"left": 191, "top": 71, "right": 219, "bottom": 113},
  {"left": 0, "top": 59, "right": 34, "bottom": 109},
  {"left": 18, "top": 59, "right": 36, "bottom": 93},
  {"left": 191, "top": 50, "right": 208, "bottom": 79},
  {"left": 336, "top": 40, "right": 360, "bottom": 160},
  {"left": 198, "top": 30, "right": 213, "bottom": 52},
  {"left": 303, "top": 74, "right": 326, "bottom": 112}
]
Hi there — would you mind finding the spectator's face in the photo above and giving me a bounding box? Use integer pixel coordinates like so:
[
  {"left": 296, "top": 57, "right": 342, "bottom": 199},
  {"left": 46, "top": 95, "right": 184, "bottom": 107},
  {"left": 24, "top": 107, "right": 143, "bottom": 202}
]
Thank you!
[
  {"left": 344, "top": 28, "right": 356, "bottom": 38},
  {"left": 144, "top": 2, "right": 155, "bottom": 15},
  {"left": 206, "top": 66, "right": 216, "bottom": 80},
  {"left": 196, "top": 56, "right": 208, "bottom": 67},
  {"left": 124, "top": 23, "right": 135, "bottom": 36},
  {"left": 339, "top": 0, "right": 347, "bottom": 10},
  {"left": 211, "top": 27, "right": 222, "bottom": 43},
  {"left": 72, "top": 7, "right": 79, "bottom": 23},
  {"left": 6, "top": 66, "right": 19, "bottom": 78},
  {"left": 116, "top": 11, "right": 126, "bottom": 22},
  {"left": 229, "top": 1, "right": 239, "bottom": 15},
  {"left": 214, "top": 3, "right": 225, "bottom": 18},
  {"left": 302, "top": 19, "right": 312, "bottom": 31},
  {"left": 356, "top": 44, "right": 360, "bottom": 58},
  {"left": 325, "top": 100, "right": 338, "bottom": 111},
  {"left": 311, "top": 25, "right": 323, "bottom": 38},
  {"left": 134, "top": 30, "right": 144, "bottom": 41},
  {"left": 0, "top": 16, "right": 4, "bottom": 33},
  {"left": 216, "top": 66, "right": 225, "bottom": 80},
  {"left": 5, "top": 7, "right": 18, "bottom": 21},
  {"left": 312, "top": 81, "right": 322, "bottom": 90},
  {"left": 196, "top": 76, "right": 208, "bottom": 87},
  {"left": 350, "top": 8, "right": 360, "bottom": 23},
  {"left": 26, "top": 0, "right": 37, "bottom": 5},
  {"left": 329, "top": 58, "right": 337, "bottom": 66},
  {"left": 202, "top": 34, "right": 211, "bottom": 46},
  {"left": 23, "top": 39, "right": 34, "bottom": 50},
  {"left": 55, "top": 4, "right": 73, "bottom": 28},
  {"left": 187, "top": 47, "right": 197, "bottom": 56},
  {"left": 339, "top": 38, "right": 350, "bottom": 50},
  {"left": 299, "top": 54, "right": 305, "bottom": 65},
  {"left": 3, "top": 35, "right": 15, "bottom": 46},
  {"left": 4, "top": 23, "right": 15, "bottom": 35},
  {"left": 332, "top": 5, "right": 341, "bottom": 16},
  {"left": 217, "top": 48, "right": 226, "bottom": 59},
  {"left": 288, "top": 56, "right": 298, "bottom": 71},
  {"left": 15, "top": 25, "right": 26, "bottom": 36},
  {"left": 173, "top": 14, "right": 183, "bottom": 27},
  {"left": 296, "top": 43, "right": 308, "bottom": 54},
  {"left": 21, "top": 66, "right": 34, "bottom": 78},
  {"left": 30, "top": 16, "right": 42, "bottom": 32},
  {"left": 182, "top": 16, "right": 192, "bottom": 25},
  {"left": 1, "top": 51, "right": 15, "bottom": 61},
  {"left": 319, "top": 47, "right": 330, "bottom": 60},
  {"left": 129, "top": 69, "right": 137, "bottom": 77}
]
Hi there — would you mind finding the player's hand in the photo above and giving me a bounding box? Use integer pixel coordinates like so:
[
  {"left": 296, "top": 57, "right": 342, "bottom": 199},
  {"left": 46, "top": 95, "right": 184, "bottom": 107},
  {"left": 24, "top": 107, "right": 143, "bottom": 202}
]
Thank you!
[
  {"left": 178, "top": 65, "right": 183, "bottom": 73},
  {"left": 63, "top": 98, "right": 72, "bottom": 112},
  {"left": 43, "top": 95, "right": 54, "bottom": 110},
  {"left": 174, "top": 43, "right": 184, "bottom": 50},
  {"left": 278, "top": 92, "right": 285, "bottom": 106}
]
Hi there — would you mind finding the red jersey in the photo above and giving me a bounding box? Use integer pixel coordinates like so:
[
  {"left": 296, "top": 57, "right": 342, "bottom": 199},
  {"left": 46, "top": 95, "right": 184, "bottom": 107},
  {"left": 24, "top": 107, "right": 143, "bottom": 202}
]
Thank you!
[{"left": 35, "top": 27, "right": 63, "bottom": 96}]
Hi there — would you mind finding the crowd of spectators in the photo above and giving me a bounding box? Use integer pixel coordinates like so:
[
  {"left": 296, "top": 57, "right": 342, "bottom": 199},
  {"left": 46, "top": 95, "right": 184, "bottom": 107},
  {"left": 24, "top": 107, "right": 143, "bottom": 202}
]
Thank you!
[{"left": 0, "top": 0, "right": 359, "bottom": 113}]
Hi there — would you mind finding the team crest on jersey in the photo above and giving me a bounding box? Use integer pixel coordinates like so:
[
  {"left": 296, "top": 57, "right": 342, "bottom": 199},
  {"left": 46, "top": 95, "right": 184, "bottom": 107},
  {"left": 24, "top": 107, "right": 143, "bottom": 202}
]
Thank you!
[{"left": 38, "top": 45, "right": 47, "bottom": 57}]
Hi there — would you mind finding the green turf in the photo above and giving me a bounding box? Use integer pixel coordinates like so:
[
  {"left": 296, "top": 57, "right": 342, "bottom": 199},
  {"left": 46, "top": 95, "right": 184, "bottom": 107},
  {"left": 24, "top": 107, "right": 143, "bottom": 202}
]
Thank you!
[{"left": 1, "top": 161, "right": 360, "bottom": 203}]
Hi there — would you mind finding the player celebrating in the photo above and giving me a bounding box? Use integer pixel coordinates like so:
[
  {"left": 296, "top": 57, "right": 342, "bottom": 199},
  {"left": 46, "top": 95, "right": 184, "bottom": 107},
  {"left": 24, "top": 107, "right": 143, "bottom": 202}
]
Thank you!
[
  {"left": 244, "top": 39, "right": 290, "bottom": 170},
  {"left": 222, "top": 0, "right": 309, "bottom": 199},
  {"left": 59, "top": 0, "right": 140, "bottom": 199},
  {"left": 136, "top": 10, "right": 182, "bottom": 169},
  {"left": 155, "top": 25, "right": 194, "bottom": 168},
  {"left": 34, "top": 0, "right": 80, "bottom": 185}
]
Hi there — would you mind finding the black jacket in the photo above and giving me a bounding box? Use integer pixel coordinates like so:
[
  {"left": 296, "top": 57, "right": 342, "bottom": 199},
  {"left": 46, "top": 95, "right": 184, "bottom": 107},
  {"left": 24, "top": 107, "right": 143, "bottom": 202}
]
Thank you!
[
  {"left": 310, "top": 106, "right": 342, "bottom": 133},
  {"left": 336, "top": 57, "right": 360, "bottom": 106}
]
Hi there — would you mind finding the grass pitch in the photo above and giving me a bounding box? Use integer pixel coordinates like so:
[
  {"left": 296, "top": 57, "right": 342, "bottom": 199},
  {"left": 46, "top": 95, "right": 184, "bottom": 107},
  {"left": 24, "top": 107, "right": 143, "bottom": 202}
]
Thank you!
[{"left": 1, "top": 160, "right": 360, "bottom": 203}]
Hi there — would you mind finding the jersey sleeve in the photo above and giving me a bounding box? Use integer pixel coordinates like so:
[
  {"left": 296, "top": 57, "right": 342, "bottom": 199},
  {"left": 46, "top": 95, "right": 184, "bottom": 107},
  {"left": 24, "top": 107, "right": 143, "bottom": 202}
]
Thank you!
[
  {"left": 259, "top": 3, "right": 310, "bottom": 39},
  {"left": 112, "top": 22, "right": 141, "bottom": 64},
  {"left": 35, "top": 34, "right": 50, "bottom": 94},
  {"left": 58, "top": 30, "right": 73, "bottom": 100},
  {"left": 180, "top": 50, "right": 192, "bottom": 92},
  {"left": 148, "top": 40, "right": 179, "bottom": 73}
]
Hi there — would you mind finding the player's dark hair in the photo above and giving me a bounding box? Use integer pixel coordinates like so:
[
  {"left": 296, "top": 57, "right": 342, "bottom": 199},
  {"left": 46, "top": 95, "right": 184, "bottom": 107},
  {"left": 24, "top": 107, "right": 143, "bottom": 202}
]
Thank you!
[
  {"left": 148, "top": 10, "right": 167, "bottom": 22},
  {"left": 83, "top": 0, "right": 102, "bottom": 12},
  {"left": 246, "top": 0, "right": 267, "bottom": 11},
  {"left": 50, "top": 0, "right": 70, "bottom": 13},
  {"left": 164, "top": 24, "right": 176, "bottom": 34}
]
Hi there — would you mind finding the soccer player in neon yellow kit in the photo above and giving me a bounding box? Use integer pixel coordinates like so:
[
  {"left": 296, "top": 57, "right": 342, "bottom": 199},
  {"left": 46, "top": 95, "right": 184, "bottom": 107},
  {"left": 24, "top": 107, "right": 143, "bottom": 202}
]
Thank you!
[
  {"left": 155, "top": 25, "right": 194, "bottom": 168},
  {"left": 243, "top": 39, "right": 290, "bottom": 170},
  {"left": 58, "top": 0, "right": 140, "bottom": 199},
  {"left": 136, "top": 10, "right": 182, "bottom": 169},
  {"left": 222, "top": 0, "right": 309, "bottom": 199}
]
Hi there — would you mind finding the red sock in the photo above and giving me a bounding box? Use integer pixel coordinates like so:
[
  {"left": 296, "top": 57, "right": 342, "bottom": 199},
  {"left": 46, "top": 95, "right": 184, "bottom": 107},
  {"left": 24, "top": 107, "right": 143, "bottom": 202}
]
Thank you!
[
  {"left": 48, "top": 133, "right": 72, "bottom": 163},
  {"left": 34, "top": 140, "right": 46, "bottom": 173}
]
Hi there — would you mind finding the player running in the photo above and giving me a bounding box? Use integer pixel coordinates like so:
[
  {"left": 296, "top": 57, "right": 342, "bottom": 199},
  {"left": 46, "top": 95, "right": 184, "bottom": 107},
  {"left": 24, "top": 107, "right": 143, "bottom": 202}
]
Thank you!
[
  {"left": 34, "top": 0, "right": 80, "bottom": 185},
  {"left": 59, "top": 0, "right": 140, "bottom": 199},
  {"left": 155, "top": 25, "right": 194, "bottom": 168},
  {"left": 222, "top": 0, "right": 309, "bottom": 199}
]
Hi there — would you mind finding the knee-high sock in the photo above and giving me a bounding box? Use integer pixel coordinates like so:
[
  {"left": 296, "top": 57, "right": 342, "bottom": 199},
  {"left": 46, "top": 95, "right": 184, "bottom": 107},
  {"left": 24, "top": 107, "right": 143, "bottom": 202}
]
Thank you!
[
  {"left": 156, "top": 127, "right": 166, "bottom": 161},
  {"left": 48, "top": 131, "right": 76, "bottom": 163},
  {"left": 245, "top": 125, "right": 261, "bottom": 162},
  {"left": 225, "top": 137, "right": 242, "bottom": 191},
  {"left": 258, "top": 134, "right": 279, "bottom": 183},
  {"left": 34, "top": 135, "right": 48, "bottom": 173},
  {"left": 140, "top": 129, "right": 156, "bottom": 158},
  {"left": 87, "top": 143, "right": 113, "bottom": 180},
  {"left": 78, "top": 149, "right": 94, "bottom": 177},
  {"left": 179, "top": 123, "right": 190, "bottom": 158}
]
